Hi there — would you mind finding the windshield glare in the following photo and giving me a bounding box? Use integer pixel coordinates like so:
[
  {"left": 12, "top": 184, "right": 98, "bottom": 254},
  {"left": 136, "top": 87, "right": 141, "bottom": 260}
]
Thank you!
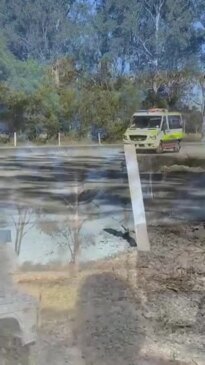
[{"left": 131, "top": 116, "right": 162, "bottom": 129}]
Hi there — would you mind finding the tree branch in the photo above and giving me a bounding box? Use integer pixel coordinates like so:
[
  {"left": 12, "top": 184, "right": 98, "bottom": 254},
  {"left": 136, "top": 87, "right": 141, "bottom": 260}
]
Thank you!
[
  {"left": 193, "top": 100, "right": 203, "bottom": 106},
  {"left": 138, "top": 37, "right": 153, "bottom": 58},
  {"left": 159, "top": 0, "right": 165, "bottom": 12},
  {"left": 144, "top": 0, "right": 155, "bottom": 21}
]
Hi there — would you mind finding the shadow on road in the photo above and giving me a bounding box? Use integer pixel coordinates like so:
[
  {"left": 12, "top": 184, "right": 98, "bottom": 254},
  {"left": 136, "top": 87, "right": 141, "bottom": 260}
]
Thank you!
[
  {"left": 75, "top": 271, "right": 194, "bottom": 365},
  {"left": 75, "top": 272, "right": 144, "bottom": 365}
]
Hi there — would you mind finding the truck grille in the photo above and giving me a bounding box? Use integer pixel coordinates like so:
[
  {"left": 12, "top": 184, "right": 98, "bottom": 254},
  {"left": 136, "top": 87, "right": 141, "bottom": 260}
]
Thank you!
[{"left": 130, "top": 135, "right": 147, "bottom": 141}]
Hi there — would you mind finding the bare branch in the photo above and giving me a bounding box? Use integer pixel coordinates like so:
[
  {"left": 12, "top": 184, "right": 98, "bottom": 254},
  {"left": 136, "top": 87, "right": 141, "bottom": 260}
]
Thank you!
[
  {"left": 138, "top": 37, "right": 153, "bottom": 58},
  {"left": 12, "top": 205, "right": 35, "bottom": 255},
  {"left": 159, "top": 0, "right": 165, "bottom": 12},
  {"left": 193, "top": 100, "right": 203, "bottom": 106},
  {"left": 57, "top": 235, "right": 74, "bottom": 258},
  {"left": 144, "top": 0, "right": 155, "bottom": 21},
  {"left": 11, "top": 215, "right": 18, "bottom": 229},
  {"left": 175, "top": 3, "right": 190, "bottom": 23}
]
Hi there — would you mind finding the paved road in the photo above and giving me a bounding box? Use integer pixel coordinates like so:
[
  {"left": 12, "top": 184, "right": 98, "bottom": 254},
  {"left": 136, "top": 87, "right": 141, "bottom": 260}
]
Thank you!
[
  {"left": 0, "top": 140, "right": 204, "bottom": 152},
  {"left": 0, "top": 144, "right": 204, "bottom": 222},
  {"left": 0, "top": 144, "right": 204, "bottom": 265}
]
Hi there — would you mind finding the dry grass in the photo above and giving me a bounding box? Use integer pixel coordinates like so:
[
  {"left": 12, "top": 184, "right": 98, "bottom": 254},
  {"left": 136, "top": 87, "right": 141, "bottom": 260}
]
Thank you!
[
  {"left": 12, "top": 224, "right": 205, "bottom": 364},
  {"left": 14, "top": 222, "right": 205, "bottom": 314},
  {"left": 183, "top": 133, "right": 202, "bottom": 142},
  {"left": 14, "top": 253, "right": 134, "bottom": 311}
]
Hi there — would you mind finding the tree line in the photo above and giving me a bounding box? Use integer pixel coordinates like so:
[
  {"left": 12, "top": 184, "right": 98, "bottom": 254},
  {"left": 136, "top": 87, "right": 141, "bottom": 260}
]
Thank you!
[{"left": 0, "top": 0, "right": 205, "bottom": 140}]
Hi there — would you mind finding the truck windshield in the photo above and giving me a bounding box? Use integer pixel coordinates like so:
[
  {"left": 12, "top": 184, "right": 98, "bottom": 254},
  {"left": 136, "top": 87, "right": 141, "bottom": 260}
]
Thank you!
[{"left": 131, "top": 116, "right": 162, "bottom": 129}]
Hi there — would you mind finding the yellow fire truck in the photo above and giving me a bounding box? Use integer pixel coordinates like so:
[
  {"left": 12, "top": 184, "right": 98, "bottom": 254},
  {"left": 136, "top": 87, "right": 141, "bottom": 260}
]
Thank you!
[{"left": 123, "top": 109, "right": 184, "bottom": 152}]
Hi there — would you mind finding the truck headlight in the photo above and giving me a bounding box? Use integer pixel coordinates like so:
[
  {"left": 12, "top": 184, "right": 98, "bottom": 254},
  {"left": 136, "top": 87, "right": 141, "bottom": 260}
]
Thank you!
[{"left": 149, "top": 135, "right": 156, "bottom": 140}]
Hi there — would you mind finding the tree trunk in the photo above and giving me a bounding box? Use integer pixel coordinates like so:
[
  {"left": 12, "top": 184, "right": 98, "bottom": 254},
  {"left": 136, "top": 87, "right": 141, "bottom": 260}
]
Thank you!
[
  {"left": 155, "top": 11, "right": 160, "bottom": 71},
  {"left": 69, "top": 250, "right": 79, "bottom": 273},
  {"left": 15, "top": 228, "right": 20, "bottom": 255},
  {"left": 52, "top": 61, "right": 60, "bottom": 87}
]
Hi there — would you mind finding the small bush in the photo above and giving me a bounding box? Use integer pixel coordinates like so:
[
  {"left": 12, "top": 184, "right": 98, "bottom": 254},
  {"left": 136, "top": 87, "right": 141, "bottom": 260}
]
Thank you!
[
  {"left": 0, "top": 133, "right": 10, "bottom": 143},
  {"left": 106, "top": 119, "right": 128, "bottom": 142}
]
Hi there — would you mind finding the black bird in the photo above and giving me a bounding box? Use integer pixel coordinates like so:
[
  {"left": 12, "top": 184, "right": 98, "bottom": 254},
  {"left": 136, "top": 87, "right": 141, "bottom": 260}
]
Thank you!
[{"left": 104, "top": 228, "right": 137, "bottom": 247}]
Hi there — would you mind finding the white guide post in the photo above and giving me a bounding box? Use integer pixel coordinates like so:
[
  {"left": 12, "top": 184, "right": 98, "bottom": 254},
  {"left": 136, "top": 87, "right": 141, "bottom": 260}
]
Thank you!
[
  {"left": 124, "top": 144, "right": 150, "bottom": 251},
  {"left": 14, "top": 132, "right": 17, "bottom": 147},
  {"left": 98, "top": 132, "right": 101, "bottom": 145}
]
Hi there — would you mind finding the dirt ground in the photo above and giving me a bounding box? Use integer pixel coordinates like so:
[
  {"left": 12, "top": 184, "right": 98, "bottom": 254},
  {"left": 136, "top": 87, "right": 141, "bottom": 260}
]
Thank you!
[{"left": 13, "top": 222, "right": 205, "bottom": 365}]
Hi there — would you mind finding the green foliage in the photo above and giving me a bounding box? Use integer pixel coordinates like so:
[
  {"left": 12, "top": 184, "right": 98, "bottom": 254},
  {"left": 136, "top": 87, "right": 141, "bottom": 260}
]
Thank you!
[
  {"left": 140, "top": 70, "right": 192, "bottom": 109},
  {"left": 0, "top": 0, "right": 203, "bottom": 140},
  {"left": 9, "top": 60, "right": 44, "bottom": 92},
  {"left": 183, "top": 107, "right": 202, "bottom": 134},
  {"left": 0, "top": 0, "right": 76, "bottom": 62},
  {"left": 79, "top": 85, "right": 120, "bottom": 132},
  {"left": 106, "top": 119, "right": 128, "bottom": 141},
  {"left": 0, "top": 36, "right": 43, "bottom": 92},
  {"left": 6, "top": 89, "right": 29, "bottom": 131},
  {"left": 117, "top": 79, "right": 142, "bottom": 120},
  {"left": 142, "top": 91, "right": 168, "bottom": 109},
  {"left": 0, "top": 36, "right": 16, "bottom": 82},
  {"left": 23, "top": 85, "right": 61, "bottom": 139},
  {"left": 59, "top": 88, "right": 77, "bottom": 132}
]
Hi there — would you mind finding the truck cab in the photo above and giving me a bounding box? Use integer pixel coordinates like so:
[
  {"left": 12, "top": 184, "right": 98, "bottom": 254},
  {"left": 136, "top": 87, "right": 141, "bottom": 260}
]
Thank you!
[{"left": 123, "top": 109, "right": 184, "bottom": 153}]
